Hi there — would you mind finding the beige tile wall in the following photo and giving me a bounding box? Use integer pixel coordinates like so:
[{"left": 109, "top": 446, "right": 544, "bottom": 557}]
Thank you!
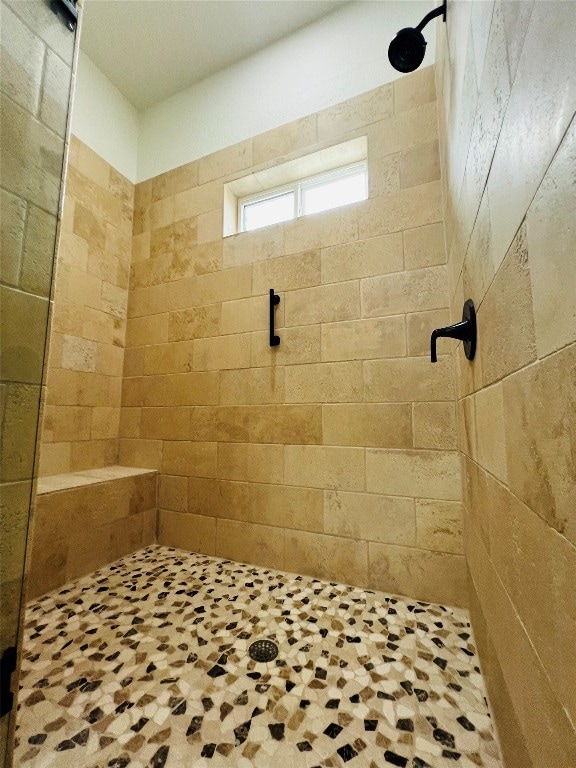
[
  {"left": 39, "top": 136, "right": 135, "bottom": 475},
  {"left": 122, "top": 66, "right": 467, "bottom": 607},
  {"left": 436, "top": 2, "right": 576, "bottom": 766}
]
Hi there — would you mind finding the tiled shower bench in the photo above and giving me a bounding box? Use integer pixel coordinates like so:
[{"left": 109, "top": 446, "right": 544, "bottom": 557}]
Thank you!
[{"left": 28, "top": 466, "right": 157, "bottom": 599}]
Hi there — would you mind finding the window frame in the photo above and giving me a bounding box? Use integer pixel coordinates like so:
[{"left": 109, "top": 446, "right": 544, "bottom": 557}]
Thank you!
[{"left": 238, "top": 161, "right": 368, "bottom": 233}]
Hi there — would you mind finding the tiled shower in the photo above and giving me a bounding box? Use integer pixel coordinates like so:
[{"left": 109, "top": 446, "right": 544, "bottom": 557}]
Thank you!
[{"left": 1, "top": 2, "right": 574, "bottom": 768}]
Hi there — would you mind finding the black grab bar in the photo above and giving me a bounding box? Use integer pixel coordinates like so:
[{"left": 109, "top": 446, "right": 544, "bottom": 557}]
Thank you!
[{"left": 269, "top": 289, "right": 280, "bottom": 346}]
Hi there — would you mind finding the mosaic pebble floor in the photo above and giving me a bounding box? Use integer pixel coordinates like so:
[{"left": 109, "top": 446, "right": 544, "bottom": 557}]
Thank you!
[{"left": 14, "top": 546, "right": 502, "bottom": 768}]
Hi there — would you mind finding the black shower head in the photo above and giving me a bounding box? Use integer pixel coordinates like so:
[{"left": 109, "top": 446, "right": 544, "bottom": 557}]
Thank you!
[
  {"left": 388, "top": 2, "right": 446, "bottom": 73},
  {"left": 388, "top": 27, "right": 427, "bottom": 73}
]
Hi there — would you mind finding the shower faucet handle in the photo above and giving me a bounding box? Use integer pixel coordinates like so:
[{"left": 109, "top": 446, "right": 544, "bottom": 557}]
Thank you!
[{"left": 430, "top": 299, "right": 477, "bottom": 362}]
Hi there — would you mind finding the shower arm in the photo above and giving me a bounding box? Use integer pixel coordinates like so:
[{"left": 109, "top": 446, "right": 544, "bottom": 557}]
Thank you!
[{"left": 415, "top": 2, "right": 447, "bottom": 32}]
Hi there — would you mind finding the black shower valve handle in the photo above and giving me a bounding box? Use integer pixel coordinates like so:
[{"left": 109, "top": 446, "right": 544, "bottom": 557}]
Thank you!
[{"left": 430, "top": 299, "right": 477, "bottom": 363}]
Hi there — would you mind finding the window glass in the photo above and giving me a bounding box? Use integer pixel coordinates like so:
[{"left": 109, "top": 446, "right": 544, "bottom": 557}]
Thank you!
[
  {"left": 301, "top": 167, "right": 367, "bottom": 216},
  {"left": 242, "top": 190, "right": 295, "bottom": 232},
  {"left": 239, "top": 162, "right": 367, "bottom": 233}
]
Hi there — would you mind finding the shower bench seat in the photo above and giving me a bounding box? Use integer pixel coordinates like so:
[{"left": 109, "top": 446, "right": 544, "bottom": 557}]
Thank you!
[{"left": 28, "top": 466, "right": 157, "bottom": 599}]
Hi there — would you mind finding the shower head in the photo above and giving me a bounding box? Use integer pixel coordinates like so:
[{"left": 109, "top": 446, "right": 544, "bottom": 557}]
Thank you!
[
  {"left": 388, "top": 1, "right": 446, "bottom": 73},
  {"left": 388, "top": 27, "right": 427, "bottom": 73}
]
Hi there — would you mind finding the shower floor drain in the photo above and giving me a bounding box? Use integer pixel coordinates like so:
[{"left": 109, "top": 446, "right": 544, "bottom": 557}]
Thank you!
[{"left": 248, "top": 639, "right": 279, "bottom": 662}]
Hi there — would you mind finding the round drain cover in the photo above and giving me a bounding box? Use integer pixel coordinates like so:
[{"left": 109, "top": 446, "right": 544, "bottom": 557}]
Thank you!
[{"left": 248, "top": 639, "right": 278, "bottom": 662}]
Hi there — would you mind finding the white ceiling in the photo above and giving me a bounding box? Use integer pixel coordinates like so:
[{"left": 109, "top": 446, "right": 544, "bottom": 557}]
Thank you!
[{"left": 80, "top": 0, "right": 351, "bottom": 111}]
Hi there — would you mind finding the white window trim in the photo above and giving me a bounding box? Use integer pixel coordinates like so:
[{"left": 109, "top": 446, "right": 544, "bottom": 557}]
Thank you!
[{"left": 238, "top": 161, "right": 368, "bottom": 233}]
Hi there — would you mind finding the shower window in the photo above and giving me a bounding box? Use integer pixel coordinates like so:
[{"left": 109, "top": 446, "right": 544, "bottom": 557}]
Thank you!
[{"left": 239, "top": 162, "right": 368, "bottom": 233}]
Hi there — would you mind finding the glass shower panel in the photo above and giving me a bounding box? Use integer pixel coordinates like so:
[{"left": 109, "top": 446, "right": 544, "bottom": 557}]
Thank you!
[{"left": 0, "top": 1, "right": 78, "bottom": 764}]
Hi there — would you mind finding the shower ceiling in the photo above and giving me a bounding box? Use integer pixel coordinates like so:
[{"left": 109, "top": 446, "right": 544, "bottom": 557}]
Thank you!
[
  {"left": 80, "top": 0, "right": 436, "bottom": 110},
  {"left": 80, "top": 0, "right": 350, "bottom": 109}
]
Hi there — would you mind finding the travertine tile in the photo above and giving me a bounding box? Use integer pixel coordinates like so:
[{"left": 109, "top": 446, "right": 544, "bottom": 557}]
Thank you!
[
  {"left": 77, "top": 142, "right": 111, "bottom": 189},
  {"left": 118, "top": 437, "right": 162, "bottom": 469},
  {"left": 364, "top": 355, "right": 454, "bottom": 402},
  {"left": 412, "top": 401, "right": 457, "bottom": 450},
  {"left": 174, "top": 179, "right": 222, "bottom": 221},
  {"left": 284, "top": 204, "right": 357, "bottom": 255},
  {"left": 478, "top": 222, "right": 536, "bottom": 386},
  {"left": 193, "top": 333, "right": 250, "bottom": 371},
  {"left": 199, "top": 139, "right": 252, "bottom": 184},
  {"left": 406, "top": 308, "right": 451, "bottom": 356},
  {"left": 126, "top": 314, "right": 169, "bottom": 347},
  {"left": 0, "top": 188, "right": 26, "bottom": 285},
  {"left": 400, "top": 140, "right": 441, "bottom": 189},
  {"left": 176, "top": 236, "right": 222, "bottom": 278},
  {"left": 0, "top": 285, "right": 49, "bottom": 384},
  {"left": 162, "top": 441, "right": 217, "bottom": 478},
  {"left": 415, "top": 499, "right": 464, "bottom": 554},
  {"left": 486, "top": 3, "right": 576, "bottom": 268},
  {"left": 503, "top": 343, "right": 576, "bottom": 545},
  {"left": 250, "top": 326, "right": 321, "bottom": 368},
  {"left": 167, "top": 265, "right": 252, "bottom": 310},
  {"left": 0, "top": 481, "right": 33, "bottom": 581},
  {"left": 143, "top": 340, "right": 194, "bottom": 376},
  {"left": 149, "top": 195, "right": 174, "bottom": 230},
  {"left": 196, "top": 208, "right": 223, "bottom": 243},
  {"left": 188, "top": 477, "right": 324, "bottom": 534},
  {"left": 220, "top": 366, "right": 285, "bottom": 405},
  {"left": 474, "top": 383, "right": 508, "bottom": 484},
  {"left": 317, "top": 83, "right": 393, "bottom": 140},
  {"left": 61, "top": 334, "right": 97, "bottom": 373},
  {"left": 403, "top": 221, "right": 446, "bottom": 270},
  {"left": 368, "top": 101, "right": 439, "bottom": 159},
  {"left": 285, "top": 529, "right": 369, "bottom": 587},
  {"left": 284, "top": 445, "right": 365, "bottom": 491},
  {"left": 91, "top": 406, "right": 120, "bottom": 440},
  {"left": 223, "top": 222, "right": 284, "bottom": 267},
  {"left": 118, "top": 405, "right": 141, "bottom": 440},
  {"left": 123, "top": 371, "right": 219, "bottom": 407},
  {"left": 218, "top": 442, "right": 284, "bottom": 485},
  {"left": 253, "top": 250, "right": 321, "bottom": 294},
  {"left": 501, "top": 0, "right": 534, "bottom": 83},
  {"left": 284, "top": 281, "right": 360, "bottom": 327},
  {"left": 321, "top": 316, "right": 406, "bottom": 361},
  {"left": 38, "top": 442, "right": 71, "bottom": 477},
  {"left": 466, "top": 520, "right": 576, "bottom": 767},
  {"left": 70, "top": 438, "right": 118, "bottom": 472},
  {"left": 159, "top": 510, "right": 216, "bottom": 554},
  {"left": 369, "top": 542, "right": 467, "bottom": 606},
  {"left": 394, "top": 66, "right": 436, "bottom": 113},
  {"left": 324, "top": 490, "right": 416, "bottom": 545},
  {"left": 215, "top": 404, "right": 321, "bottom": 445},
  {"left": 321, "top": 233, "right": 403, "bottom": 284},
  {"left": 253, "top": 115, "right": 317, "bottom": 165},
  {"left": 366, "top": 449, "right": 461, "bottom": 500},
  {"left": 361, "top": 265, "right": 447, "bottom": 318},
  {"left": 322, "top": 403, "right": 412, "bottom": 449},
  {"left": 42, "top": 404, "right": 91, "bottom": 444},
  {"left": 0, "top": 5, "right": 44, "bottom": 114},
  {"left": 168, "top": 304, "right": 221, "bottom": 342},
  {"left": 285, "top": 361, "right": 363, "bottom": 403},
  {"left": 0, "top": 384, "right": 39, "bottom": 482},
  {"left": 216, "top": 519, "right": 283, "bottom": 569},
  {"left": 526, "top": 118, "right": 576, "bottom": 358},
  {"left": 141, "top": 406, "right": 191, "bottom": 441},
  {"left": 358, "top": 181, "right": 442, "bottom": 240},
  {"left": 221, "top": 295, "right": 283, "bottom": 335},
  {"left": 462, "top": 190, "right": 494, "bottom": 302},
  {"left": 367, "top": 153, "right": 400, "bottom": 198},
  {"left": 159, "top": 473, "right": 188, "bottom": 512}
]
